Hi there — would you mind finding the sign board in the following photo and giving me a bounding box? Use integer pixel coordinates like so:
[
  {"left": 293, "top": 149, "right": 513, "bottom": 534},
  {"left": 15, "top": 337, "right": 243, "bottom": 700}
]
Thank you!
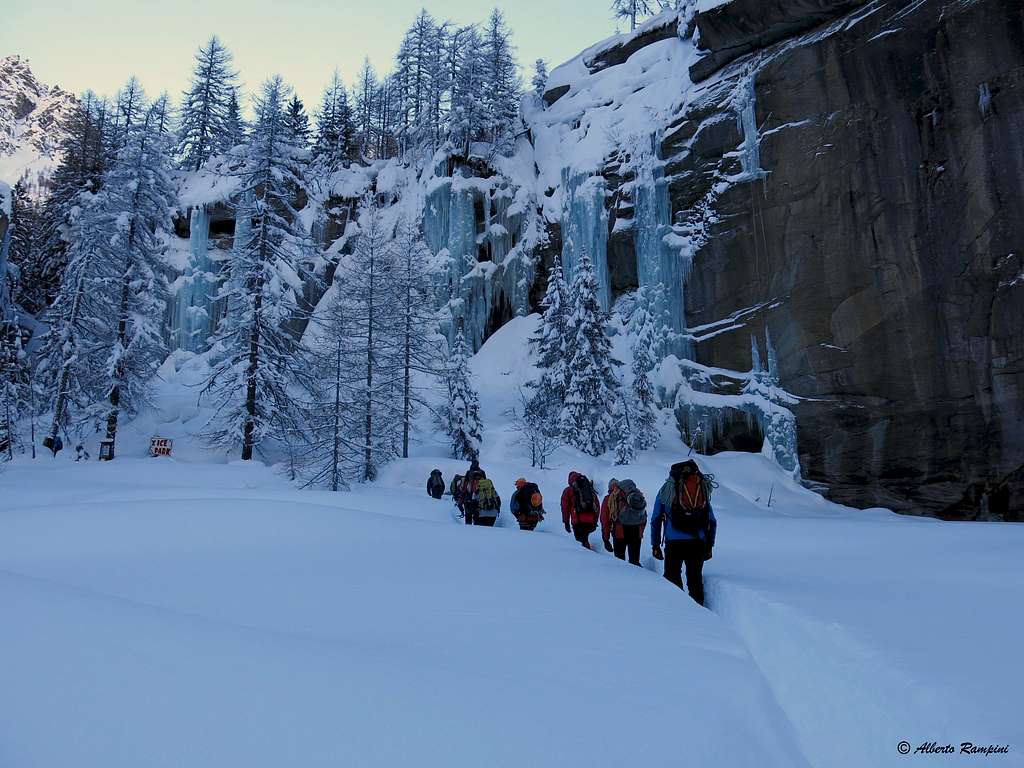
[{"left": 150, "top": 437, "right": 173, "bottom": 457}]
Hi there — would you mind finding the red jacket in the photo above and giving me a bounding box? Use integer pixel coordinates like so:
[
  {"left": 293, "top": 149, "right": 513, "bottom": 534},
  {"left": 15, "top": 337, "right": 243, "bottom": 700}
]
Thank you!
[
  {"left": 601, "top": 490, "right": 647, "bottom": 542},
  {"left": 561, "top": 473, "right": 599, "bottom": 527}
]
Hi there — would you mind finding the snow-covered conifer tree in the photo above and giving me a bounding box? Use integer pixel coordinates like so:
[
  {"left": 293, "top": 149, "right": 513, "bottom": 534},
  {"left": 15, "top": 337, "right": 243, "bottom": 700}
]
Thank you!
[
  {"left": 630, "top": 289, "right": 661, "bottom": 450},
  {"left": 178, "top": 36, "right": 238, "bottom": 170},
  {"left": 448, "top": 25, "right": 487, "bottom": 155},
  {"left": 201, "top": 76, "right": 315, "bottom": 461},
  {"left": 482, "top": 9, "right": 521, "bottom": 152},
  {"left": 332, "top": 193, "right": 403, "bottom": 480},
  {"left": 445, "top": 323, "right": 482, "bottom": 461},
  {"left": 532, "top": 59, "right": 549, "bottom": 99},
  {"left": 353, "top": 58, "right": 379, "bottom": 160},
  {"left": 528, "top": 254, "right": 571, "bottom": 422},
  {"left": 95, "top": 95, "right": 176, "bottom": 455},
  {"left": 221, "top": 87, "right": 248, "bottom": 152},
  {"left": 561, "top": 251, "right": 619, "bottom": 456},
  {"left": 312, "top": 70, "right": 354, "bottom": 169}
]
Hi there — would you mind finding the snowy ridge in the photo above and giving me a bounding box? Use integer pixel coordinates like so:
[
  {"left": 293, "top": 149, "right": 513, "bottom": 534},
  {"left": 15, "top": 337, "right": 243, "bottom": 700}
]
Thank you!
[{"left": 0, "top": 56, "right": 77, "bottom": 194}]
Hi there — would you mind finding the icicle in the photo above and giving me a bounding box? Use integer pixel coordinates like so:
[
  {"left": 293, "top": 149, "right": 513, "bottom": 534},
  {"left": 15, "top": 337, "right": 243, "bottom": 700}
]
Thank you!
[
  {"left": 561, "top": 170, "right": 610, "bottom": 309},
  {"left": 634, "top": 133, "right": 688, "bottom": 356},
  {"left": 750, "top": 334, "right": 762, "bottom": 373},
  {"left": 169, "top": 204, "right": 216, "bottom": 352},
  {"left": 735, "top": 75, "right": 767, "bottom": 182}
]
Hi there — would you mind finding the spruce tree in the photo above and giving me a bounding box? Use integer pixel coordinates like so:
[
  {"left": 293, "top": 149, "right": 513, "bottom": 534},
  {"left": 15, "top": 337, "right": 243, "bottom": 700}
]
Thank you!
[
  {"left": 178, "top": 36, "right": 238, "bottom": 170},
  {"left": 221, "top": 88, "right": 248, "bottom": 152},
  {"left": 285, "top": 95, "right": 310, "bottom": 148},
  {"left": 561, "top": 251, "right": 619, "bottom": 456},
  {"left": 528, "top": 254, "right": 571, "bottom": 422},
  {"left": 201, "top": 76, "right": 314, "bottom": 461},
  {"left": 445, "top": 323, "right": 482, "bottom": 461},
  {"left": 630, "top": 289, "right": 661, "bottom": 450}
]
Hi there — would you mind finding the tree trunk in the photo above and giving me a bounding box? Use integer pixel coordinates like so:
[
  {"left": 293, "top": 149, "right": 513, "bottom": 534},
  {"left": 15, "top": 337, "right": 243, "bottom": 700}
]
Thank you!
[
  {"left": 331, "top": 339, "right": 342, "bottom": 492},
  {"left": 242, "top": 215, "right": 268, "bottom": 461}
]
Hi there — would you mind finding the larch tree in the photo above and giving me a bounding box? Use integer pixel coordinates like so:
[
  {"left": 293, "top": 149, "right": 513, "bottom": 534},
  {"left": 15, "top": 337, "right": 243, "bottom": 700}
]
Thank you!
[
  {"left": 177, "top": 36, "right": 238, "bottom": 171},
  {"left": 392, "top": 215, "right": 442, "bottom": 458},
  {"left": 202, "top": 76, "right": 315, "bottom": 461}
]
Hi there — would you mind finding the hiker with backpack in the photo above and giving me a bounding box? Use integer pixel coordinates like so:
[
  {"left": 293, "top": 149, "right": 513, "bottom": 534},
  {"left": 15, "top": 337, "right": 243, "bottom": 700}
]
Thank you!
[
  {"left": 602, "top": 478, "right": 648, "bottom": 566},
  {"left": 451, "top": 474, "right": 466, "bottom": 515},
  {"left": 651, "top": 460, "right": 717, "bottom": 605},
  {"left": 561, "top": 472, "right": 600, "bottom": 550},
  {"left": 466, "top": 473, "right": 501, "bottom": 526},
  {"left": 427, "top": 469, "right": 446, "bottom": 500},
  {"left": 510, "top": 477, "right": 545, "bottom": 531}
]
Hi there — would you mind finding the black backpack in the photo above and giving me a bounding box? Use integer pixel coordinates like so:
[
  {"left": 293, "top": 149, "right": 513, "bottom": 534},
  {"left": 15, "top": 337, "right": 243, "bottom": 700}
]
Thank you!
[
  {"left": 668, "top": 461, "right": 712, "bottom": 535},
  {"left": 428, "top": 470, "right": 445, "bottom": 499},
  {"left": 572, "top": 475, "right": 598, "bottom": 524}
]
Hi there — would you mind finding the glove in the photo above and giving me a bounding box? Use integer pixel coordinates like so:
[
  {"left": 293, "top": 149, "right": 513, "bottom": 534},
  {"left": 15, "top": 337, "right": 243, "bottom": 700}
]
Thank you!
[
  {"left": 704, "top": 547, "right": 713, "bottom": 562},
  {"left": 565, "top": 523, "right": 572, "bottom": 534},
  {"left": 652, "top": 545, "right": 664, "bottom": 561},
  {"left": 603, "top": 539, "right": 613, "bottom": 552}
]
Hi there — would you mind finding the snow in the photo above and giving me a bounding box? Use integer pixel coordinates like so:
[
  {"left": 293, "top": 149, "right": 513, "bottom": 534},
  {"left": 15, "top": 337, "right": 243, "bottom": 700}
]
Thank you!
[
  {"left": 0, "top": 179, "right": 9, "bottom": 216},
  {"left": 2, "top": 317, "right": 1023, "bottom": 767}
]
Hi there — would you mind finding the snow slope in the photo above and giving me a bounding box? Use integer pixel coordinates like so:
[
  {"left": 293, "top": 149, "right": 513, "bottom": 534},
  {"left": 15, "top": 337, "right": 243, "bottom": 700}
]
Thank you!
[{"left": 1, "top": 318, "right": 1021, "bottom": 768}]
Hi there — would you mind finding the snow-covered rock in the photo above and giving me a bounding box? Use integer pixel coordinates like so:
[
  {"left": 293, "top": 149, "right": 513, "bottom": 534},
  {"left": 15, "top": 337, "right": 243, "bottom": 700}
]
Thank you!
[{"left": 0, "top": 55, "right": 77, "bottom": 194}]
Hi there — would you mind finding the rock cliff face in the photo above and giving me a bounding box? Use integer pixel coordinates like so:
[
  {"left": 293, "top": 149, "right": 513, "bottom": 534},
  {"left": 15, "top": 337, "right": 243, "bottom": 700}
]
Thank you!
[{"left": 670, "top": 0, "right": 1024, "bottom": 519}]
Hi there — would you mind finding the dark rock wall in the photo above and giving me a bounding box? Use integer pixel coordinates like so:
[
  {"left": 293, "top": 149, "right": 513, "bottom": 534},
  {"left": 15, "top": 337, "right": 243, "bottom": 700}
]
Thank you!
[{"left": 678, "top": 0, "right": 1024, "bottom": 519}]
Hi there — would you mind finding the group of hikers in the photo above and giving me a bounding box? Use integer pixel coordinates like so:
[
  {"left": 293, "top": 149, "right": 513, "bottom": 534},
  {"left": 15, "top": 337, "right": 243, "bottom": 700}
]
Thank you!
[{"left": 428, "top": 459, "right": 717, "bottom": 606}]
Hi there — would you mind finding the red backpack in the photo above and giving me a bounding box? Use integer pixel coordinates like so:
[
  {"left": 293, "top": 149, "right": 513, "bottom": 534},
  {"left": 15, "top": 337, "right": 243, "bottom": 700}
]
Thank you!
[{"left": 669, "top": 461, "right": 710, "bottom": 534}]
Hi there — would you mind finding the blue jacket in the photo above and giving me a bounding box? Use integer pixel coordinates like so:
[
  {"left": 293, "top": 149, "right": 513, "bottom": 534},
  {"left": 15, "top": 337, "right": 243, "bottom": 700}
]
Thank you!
[{"left": 651, "top": 480, "right": 717, "bottom": 547}]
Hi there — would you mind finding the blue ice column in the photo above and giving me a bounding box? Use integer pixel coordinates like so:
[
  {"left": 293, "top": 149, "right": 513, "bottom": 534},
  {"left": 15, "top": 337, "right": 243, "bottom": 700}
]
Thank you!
[
  {"left": 744, "top": 331, "right": 800, "bottom": 474},
  {"left": 735, "top": 75, "right": 768, "bottom": 182},
  {"left": 170, "top": 205, "right": 217, "bottom": 352},
  {"left": 634, "top": 135, "right": 689, "bottom": 358},
  {"left": 561, "top": 170, "right": 610, "bottom": 310}
]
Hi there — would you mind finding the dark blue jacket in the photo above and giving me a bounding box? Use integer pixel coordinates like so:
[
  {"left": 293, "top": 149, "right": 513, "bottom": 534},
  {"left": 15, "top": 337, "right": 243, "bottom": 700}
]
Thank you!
[{"left": 651, "top": 479, "right": 717, "bottom": 547}]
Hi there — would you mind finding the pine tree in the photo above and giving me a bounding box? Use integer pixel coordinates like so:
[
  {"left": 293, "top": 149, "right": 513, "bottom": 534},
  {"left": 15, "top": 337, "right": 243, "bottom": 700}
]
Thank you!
[
  {"left": 0, "top": 321, "right": 31, "bottom": 461},
  {"left": 393, "top": 216, "right": 441, "bottom": 458},
  {"left": 532, "top": 59, "right": 549, "bottom": 99},
  {"left": 445, "top": 323, "right": 482, "bottom": 461},
  {"left": 201, "top": 76, "right": 315, "bottom": 461},
  {"left": 221, "top": 87, "right": 248, "bottom": 152},
  {"left": 614, "top": 399, "right": 637, "bottom": 465},
  {"left": 178, "top": 36, "right": 238, "bottom": 171},
  {"left": 561, "top": 251, "right": 619, "bottom": 456},
  {"left": 285, "top": 95, "right": 310, "bottom": 148}
]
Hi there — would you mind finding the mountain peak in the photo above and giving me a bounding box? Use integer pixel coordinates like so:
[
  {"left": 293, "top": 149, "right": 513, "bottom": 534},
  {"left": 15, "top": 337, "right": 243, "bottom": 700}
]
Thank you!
[{"left": 0, "top": 54, "right": 78, "bottom": 194}]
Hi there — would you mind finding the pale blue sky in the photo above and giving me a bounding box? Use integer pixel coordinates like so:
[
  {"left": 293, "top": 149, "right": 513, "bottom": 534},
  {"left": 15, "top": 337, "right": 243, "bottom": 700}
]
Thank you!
[{"left": 4, "top": 0, "right": 619, "bottom": 110}]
